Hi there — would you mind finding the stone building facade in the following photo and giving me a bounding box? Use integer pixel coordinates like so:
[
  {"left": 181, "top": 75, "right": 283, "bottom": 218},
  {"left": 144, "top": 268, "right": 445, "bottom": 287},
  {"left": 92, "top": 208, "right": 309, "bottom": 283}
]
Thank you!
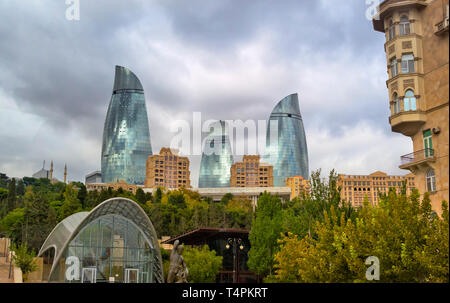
[
  {"left": 230, "top": 155, "right": 273, "bottom": 187},
  {"left": 285, "top": 175, "right": 311, "bottom": 200},
  {"left": 337, "top": 171, "right": 416, "bottom": 207},
  {"left": 145, "top": 147, "right": 191, "bottom": 189},
  {"left": 373, "top": 0, "right": 449, "bottom": 213}
]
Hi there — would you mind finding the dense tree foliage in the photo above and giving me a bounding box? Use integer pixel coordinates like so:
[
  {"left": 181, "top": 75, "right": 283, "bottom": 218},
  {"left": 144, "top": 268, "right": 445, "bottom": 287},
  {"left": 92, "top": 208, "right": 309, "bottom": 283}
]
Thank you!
[
  {"left": 247, "top": 193, "right": 283, "bottom": 278},
  {"left": 1, "top": 171, "right": 447, "bottom": 283},
  {"left": 272, "top": 190, "right": 449, "bottom": 283},
  {"left": 248, "top": 169, "right": 355, "bottom": 281},
  {"left": 183, "top": 245, "right": 223, "bottom": 283},
  {"left": 0, "top": 177, "right": 254, "bottom": 254}
]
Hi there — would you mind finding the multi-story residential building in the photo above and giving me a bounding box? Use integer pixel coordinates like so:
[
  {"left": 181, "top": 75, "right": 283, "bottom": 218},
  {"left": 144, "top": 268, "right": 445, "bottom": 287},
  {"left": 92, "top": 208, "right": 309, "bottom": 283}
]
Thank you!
[
  {"left": 338, "top": 171, "right": 416, "bottom": 207},
  {"left": 145, "top": 147, "right": 191, "bottom": 189},
  {"left": 264, "top": 93, "right": 309, "bottom": 186},
  {"left": 372, "top": 0, "right": 449, "bottom": 213},
  {"left": 285, "top": 175, "right": 311, "bottom": 200},
  {"left": 230, "top": 155, "right": 273, "bottom": 187},
  {"left": 199, "top": 120, "right": 234, "bottom": 188},
  {"left": 101, "top": 65, "right": 153, "bottom": 185}
]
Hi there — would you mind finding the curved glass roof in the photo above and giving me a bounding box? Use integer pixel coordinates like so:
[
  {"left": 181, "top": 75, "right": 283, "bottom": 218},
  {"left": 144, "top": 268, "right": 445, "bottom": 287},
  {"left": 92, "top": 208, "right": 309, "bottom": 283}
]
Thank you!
[{"left": 39, "top": 198, "right": 163, "bottom": 283}]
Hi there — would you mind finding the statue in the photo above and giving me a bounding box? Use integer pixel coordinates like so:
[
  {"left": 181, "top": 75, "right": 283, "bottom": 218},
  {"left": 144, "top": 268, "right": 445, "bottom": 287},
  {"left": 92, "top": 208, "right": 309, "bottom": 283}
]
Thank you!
[{"left": 167, "top": 240, "right": 189, "bottom": 283}]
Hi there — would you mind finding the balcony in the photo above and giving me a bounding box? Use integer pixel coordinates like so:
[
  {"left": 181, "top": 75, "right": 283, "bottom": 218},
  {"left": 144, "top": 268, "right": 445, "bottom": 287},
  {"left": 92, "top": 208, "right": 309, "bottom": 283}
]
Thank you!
[
  {"left": 389, "top": 110, "right": 426, "bottom": 136},
  {"left": 435, "top": 18, "right": 449, "bottom": 36},
  {"left": 400, "top": 148, "right": 435, "bottom": 171}
]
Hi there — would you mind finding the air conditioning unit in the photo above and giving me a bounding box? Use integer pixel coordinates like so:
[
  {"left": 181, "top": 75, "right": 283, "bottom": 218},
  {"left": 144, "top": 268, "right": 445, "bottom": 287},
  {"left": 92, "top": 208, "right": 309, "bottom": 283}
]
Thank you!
[{"left": 435, "top": 18, "right": 449, "bottom": 34}]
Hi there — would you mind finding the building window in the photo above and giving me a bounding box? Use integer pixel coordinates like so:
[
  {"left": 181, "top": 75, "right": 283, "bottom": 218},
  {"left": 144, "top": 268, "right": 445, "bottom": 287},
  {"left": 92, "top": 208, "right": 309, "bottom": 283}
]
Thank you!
[
  {"left": 388, "top": 19, "right": 396, "bottom": 40},
  {"left": 423, "top": 129, "right": 433, "bottom": 157},
  {"left": 393, "top": 93, "right": 401, "bottom": 114},
  {"left": 401, "top": 54, "right": 415, "bottom": 73},
  {"left": 390, "top": 58, "right": 398, "bottom": 77},
  {"left": 399, "top": 15, "right": 411, "bottom": 36},
  {"left": 426, "top": 169, "right": 436, "bottom": 192},
  {"left": 404, "top": 89, "right": 416, "bottom": 111}
]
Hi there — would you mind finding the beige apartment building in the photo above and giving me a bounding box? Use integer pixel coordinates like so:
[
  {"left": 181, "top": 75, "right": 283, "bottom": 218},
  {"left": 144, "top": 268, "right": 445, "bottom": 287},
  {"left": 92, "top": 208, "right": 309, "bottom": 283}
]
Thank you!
[
  {"left": 86, "top": 180, "right": 142, "bottom": 194},
  {"left": 145, "top": 147, "right": 191, "bottom": 189},
  {"left": 230, "top": 155, "right": 273, "bottom": 187},
  {"left": 373, "top": 0, "right": 449, "bottom": 213},
  {"left": 285, "top": 175, "right": 311, "bottom": 200},
  {"left": 338, "top": 171, "right": 416, "bottom": 207}
]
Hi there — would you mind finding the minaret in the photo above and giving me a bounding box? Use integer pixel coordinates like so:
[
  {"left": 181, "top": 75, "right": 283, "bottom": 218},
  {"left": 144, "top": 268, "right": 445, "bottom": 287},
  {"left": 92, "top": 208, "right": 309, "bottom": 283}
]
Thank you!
[
  {"left": 49, "top": 160, "right": 54, "bottom": 182},
  {"left": 64, "top": 163, "right": 67, "bottom": 184}
]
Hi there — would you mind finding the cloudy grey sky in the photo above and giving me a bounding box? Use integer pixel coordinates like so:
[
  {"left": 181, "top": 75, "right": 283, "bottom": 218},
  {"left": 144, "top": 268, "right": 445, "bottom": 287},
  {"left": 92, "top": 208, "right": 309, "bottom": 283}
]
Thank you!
[{"left": 0, "top": 0, "right": 412, "bottom": 186}]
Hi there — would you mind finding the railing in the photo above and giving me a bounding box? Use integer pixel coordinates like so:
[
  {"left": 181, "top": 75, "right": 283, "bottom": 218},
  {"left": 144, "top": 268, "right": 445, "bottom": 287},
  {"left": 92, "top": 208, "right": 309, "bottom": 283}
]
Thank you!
[{"left": 400, "top": 148, "right": 435, "bottom": 166}]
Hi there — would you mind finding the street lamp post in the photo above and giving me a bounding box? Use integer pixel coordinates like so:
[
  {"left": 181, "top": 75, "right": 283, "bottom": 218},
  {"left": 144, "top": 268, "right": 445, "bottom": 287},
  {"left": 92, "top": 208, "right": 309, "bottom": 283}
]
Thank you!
[{"left": 226, "top": 238, "right": 244, "bottom": 283}]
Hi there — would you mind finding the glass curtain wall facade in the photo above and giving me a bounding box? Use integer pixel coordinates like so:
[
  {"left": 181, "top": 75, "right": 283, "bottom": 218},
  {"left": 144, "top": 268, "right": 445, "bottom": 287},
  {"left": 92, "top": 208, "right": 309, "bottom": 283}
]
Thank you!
[
  {"left": 40, "top": 198, "right": 163, "bottom": 283},
  {"left": 199, "top": 120, "right": 234, "bottom": 188},
  {"left": 51, "top": 215, "right": 154, "bottom": 283},
  {"left": 101, "top": 66, "right": 152, "bottom": 185},
  {"left": 264, "top": 94, "right": 309, "bottom": 186}
]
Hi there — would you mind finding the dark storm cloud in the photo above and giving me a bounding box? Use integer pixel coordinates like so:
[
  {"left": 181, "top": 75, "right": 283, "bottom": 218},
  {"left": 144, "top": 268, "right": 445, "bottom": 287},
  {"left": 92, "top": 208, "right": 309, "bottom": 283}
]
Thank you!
[{"left": 0, "top": 0, "right": 405, "bottom": 182}]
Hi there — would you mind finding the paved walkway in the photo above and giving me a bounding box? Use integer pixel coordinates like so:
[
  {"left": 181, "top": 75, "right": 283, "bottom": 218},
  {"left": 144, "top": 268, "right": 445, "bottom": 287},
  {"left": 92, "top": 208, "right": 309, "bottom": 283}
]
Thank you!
[{"left": 0, "top": 257, "right": 14, "bottom": 283}]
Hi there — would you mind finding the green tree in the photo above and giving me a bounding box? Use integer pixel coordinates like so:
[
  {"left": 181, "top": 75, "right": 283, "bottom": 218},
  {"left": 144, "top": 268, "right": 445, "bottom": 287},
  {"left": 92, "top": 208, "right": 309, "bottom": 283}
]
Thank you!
[
  {"left": 16, "top": 180, "right": 25, "bottom": 196},
  {"left": 76, "top": 183, "right": 87, "bottom": 208},
  {"left": 168, "top": 191, "right": 187, "bottom": 209},
  {"left": 183, "top": 245, "right": 223, "bottom": 283},
  {"left": 58, "top": 184, "right": 82, "bottom": 221},
  {"left": 220, "top": 193, "right": 233, "bottom": 205},
  {"left": 282, "top": 169, "right": 355, "bottom": 239},
  {"left": 0, "top": 188, "right": 8, "bottom": 218},
  {"left": 0, "top": 208, "right": 25, "bottom": 242},
  {"left": 13, "top": 242, "right": 38, "bottom": 282},
  {"left": 155, "top": 187, "right": 162, "bottom": 203},
  {"left": 136, "top": 188, "right": 147, "bottom": 204},
  {"left": 7, "top": 178, "right": 16, "bottom": 212},
  {"left": 23, "top": 189, "right": 56, "bottom": 251},
  {"left": 272, "top": 190, "right": 449, "bottom": 283},
  {"left": 247, "top": 193, "right": 283, "bottom": 279}
]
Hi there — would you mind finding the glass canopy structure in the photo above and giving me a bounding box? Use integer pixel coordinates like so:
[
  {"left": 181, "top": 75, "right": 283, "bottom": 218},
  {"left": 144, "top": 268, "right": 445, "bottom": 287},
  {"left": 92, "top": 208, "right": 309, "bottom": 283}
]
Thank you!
[
  {"left": 38, "top": 198, "right": 163, "bottom": 283},
  {"left": 263, "top": 93, "right": 309, "bottom": 186},
  {"left": 101, "top": 65, "right": 153, "bottom": 185},
  {"left": 199, "top": 120, "right": 234, "bottom": 188}
]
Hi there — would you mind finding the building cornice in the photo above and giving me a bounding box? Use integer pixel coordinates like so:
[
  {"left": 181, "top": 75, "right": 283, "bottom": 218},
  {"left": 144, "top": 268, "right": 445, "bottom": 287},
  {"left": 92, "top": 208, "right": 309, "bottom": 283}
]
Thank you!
[{"left": 373, "top": 0, "right": 428, "bottom": 32}]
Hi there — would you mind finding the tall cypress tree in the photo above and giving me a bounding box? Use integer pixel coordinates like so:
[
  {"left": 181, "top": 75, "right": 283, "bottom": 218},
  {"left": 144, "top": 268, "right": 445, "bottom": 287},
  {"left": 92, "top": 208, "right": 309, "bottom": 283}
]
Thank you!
[
  {"left": 16, "top": 180, "right": 25, "bottom": 196},
  {"left": 24, "top": 190, "right": 54, "bottom": 251},
  {"left": 7, "top": 178, "right": 16, "bottom": 212}
]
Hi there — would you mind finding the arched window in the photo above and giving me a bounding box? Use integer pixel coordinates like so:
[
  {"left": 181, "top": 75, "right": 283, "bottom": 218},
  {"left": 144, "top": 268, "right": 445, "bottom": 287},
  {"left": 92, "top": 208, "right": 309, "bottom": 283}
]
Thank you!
[
  {"left": 404, "top": 89, "right": 416, "bottom": 111},
  {"left": 393, "top": 93, "right": 400, "bottom": 114},
  {"left": 399, "top": 15, "right": 411, "bottom": 35},
  {"left": 426, "top": 169, "right": 436, "bottom": 192},
  {"left": 388, "top": 19, "right": 396, "bottom": 40}
]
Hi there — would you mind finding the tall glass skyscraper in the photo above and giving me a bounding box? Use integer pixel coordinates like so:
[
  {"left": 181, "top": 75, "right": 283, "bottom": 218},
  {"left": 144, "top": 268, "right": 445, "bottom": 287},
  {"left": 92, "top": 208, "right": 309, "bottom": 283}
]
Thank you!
[
  {"left": 263, "top": 93, "right": 309, "bottom": 186},
  {"left": 199, "top": 120, "right": 234, "bottom": 188},
  {"left": 101, "top": 66, "right": 153, "bottom": 185}
]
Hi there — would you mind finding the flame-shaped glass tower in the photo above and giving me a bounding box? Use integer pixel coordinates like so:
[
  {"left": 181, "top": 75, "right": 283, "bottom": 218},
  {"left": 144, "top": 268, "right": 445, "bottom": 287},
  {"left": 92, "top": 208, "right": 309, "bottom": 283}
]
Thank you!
[
  {"left": 264, "top": 93, "right": 309, "bottom": 186},
  {"left": 199, "top": 120, "right": 234, "bottom": 188},
  {"left": 101, "top": 66, "right": 152, "bottom": 185}
]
